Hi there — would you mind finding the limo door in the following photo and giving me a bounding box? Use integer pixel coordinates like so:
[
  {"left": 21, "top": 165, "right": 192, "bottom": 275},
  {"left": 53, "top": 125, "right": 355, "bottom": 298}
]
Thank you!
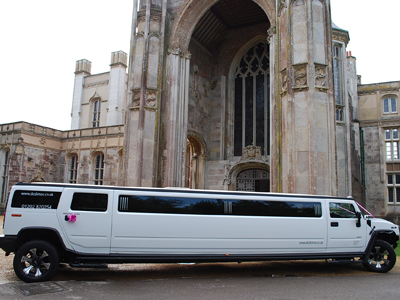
[
  {"left": 57, "top": 188, "right": 113, "bottom": 254},
  {"left": 327, "top": 202, "right": 367, "bottom": 252}
]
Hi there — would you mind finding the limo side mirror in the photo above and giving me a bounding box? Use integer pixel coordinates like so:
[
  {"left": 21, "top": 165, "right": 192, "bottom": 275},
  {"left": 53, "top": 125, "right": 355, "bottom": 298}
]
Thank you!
[{"left": 356, "top": 211, "right": 361, "bottom": 228}]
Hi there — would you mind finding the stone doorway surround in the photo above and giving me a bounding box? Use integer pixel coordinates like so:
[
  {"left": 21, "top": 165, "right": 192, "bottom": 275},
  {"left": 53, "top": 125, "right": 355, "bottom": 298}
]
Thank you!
[{"left": 224, "top": 145, "right": 270, "bottom": 191}]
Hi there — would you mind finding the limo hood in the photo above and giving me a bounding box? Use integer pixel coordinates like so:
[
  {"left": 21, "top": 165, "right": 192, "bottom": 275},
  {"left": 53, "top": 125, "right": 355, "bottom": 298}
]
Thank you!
[{"left": 369, "top": 218, "right": 400, "bottom": 235}]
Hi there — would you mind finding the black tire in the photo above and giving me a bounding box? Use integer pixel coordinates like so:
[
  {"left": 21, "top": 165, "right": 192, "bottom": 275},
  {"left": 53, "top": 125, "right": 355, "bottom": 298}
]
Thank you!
[
  {"left": 13, "top": 240, "right": 59, "bottom": 283},
  {"left": 362, "top": 239, "right": 396, "bottom": 273}
]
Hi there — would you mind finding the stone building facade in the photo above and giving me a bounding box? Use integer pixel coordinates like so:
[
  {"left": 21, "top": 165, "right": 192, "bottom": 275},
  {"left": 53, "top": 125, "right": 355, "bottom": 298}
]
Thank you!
[
  {"left": 358, "top": 82, "right": 400, "bottom": 221},
  {"left": 0, "top": 0, "right": 397, "bottom": 220}
]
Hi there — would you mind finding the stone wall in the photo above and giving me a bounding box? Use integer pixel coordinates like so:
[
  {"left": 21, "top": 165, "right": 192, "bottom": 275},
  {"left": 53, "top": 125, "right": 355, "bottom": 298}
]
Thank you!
[{"left": 362, "top": 126, "right": 386, "bottom": 216}]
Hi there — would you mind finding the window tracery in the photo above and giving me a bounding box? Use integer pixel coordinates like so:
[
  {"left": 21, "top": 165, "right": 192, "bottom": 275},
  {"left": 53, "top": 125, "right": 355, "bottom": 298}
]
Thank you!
[{"left": 234, "top": 42, "right": 270, "bottom": 156}]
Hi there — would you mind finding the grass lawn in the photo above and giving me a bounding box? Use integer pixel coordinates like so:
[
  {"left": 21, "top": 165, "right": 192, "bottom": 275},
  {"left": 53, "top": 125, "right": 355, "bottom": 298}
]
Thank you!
[{"left": 396, "top": 245, "right": 400, "bottom": 257}]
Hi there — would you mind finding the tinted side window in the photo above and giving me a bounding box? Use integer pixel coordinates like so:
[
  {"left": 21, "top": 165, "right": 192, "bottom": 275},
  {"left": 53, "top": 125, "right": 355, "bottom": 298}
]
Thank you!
[
  {"left": 11, "top": 190, "right": 61, "bottom": 209},
  {"left": 119, "top": 195, "right": 223, "bottom": 215},
  {"left": 71, "top": 193, "right": 108, "bottom": 212},
  {"left": 118, "top": 195, "right": 321, "bottom": 217},
  {"left": 329, "top": 203, "right": 356, "bottom": 218},
  {"left": 230, "top": 200, "right": 322, "bottom": 217}
]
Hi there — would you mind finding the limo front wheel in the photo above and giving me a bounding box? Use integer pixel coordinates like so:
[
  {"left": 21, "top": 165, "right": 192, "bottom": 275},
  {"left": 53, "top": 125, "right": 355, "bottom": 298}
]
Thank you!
[
  {"left": 363, "top": 240, "right": 396, "bottom": 273},
  {"left": 13, "top": 240, "right": 59, "bottom": 283}
]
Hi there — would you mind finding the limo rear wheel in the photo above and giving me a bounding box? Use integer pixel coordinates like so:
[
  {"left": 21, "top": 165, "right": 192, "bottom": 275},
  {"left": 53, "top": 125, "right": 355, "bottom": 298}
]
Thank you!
[
  {"left": 13, "top": 240, "right": 59, "bottom": 283},
  {"left": 362, "top": 240, "right": 396, "bottom": 273}
]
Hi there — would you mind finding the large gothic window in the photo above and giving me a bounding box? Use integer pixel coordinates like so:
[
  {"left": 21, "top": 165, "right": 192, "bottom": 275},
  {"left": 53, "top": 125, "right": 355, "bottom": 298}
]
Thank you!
[{"left": 234, "top": 42, "right": 270, "bottom": 156}]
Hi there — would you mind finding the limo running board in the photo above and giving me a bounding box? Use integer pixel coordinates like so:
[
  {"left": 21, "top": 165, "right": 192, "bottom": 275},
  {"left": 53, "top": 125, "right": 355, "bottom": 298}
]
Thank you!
[
  {"left": 326, "top": 258, "right": 363, "bottom": 264},
  {"left": 69, "top": 262, "right": 108, "bottom": 268}
]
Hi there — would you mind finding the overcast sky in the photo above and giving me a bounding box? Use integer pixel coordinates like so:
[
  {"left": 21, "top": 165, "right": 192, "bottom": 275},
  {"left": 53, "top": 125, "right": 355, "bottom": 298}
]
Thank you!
[{"left": 1, "top": 0, "right": 399, "bottom": 131}]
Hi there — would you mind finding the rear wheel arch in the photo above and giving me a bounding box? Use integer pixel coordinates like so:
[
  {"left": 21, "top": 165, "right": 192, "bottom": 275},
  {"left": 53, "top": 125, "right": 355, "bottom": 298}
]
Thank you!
[{"left": 16, "top": 228, "right": 67, "bottom": 259}]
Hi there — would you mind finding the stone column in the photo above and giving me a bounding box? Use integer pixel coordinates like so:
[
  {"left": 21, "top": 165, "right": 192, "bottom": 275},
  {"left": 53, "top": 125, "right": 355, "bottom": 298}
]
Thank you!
[
  {"left": 271, "top": 0, "right": 336, "bottom": 195},
  {"left": 162, "top": 49, "right": 191, "bottom": 187},
  {"left": 70, "top": 59, "right": 91, "bottom": 130},
  {"left": 123, "top": 0, "right": 166, "bottom": 187}
]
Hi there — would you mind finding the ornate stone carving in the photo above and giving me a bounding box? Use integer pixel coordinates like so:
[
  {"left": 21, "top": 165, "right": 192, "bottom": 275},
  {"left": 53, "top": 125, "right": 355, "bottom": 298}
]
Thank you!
[
  {"left": 315, "top": 64, "right": 328, "bottom": 92},
  {"left": 267, "top": 26, "right": 276, "bottom": 43},
  {"left": 135, "top": 31, "right": 145, "bottom": 39},
  {"left": 131, "top": 90, "right": 141, "bottom": 108},
  {"left": 223, "top": 146, "right": 268, "bottom": 186},
  {"left": 332, "top": 29, "right": 350, "bottom": 46},
  {"left": 239, "top": 145, "right": 265, "bottom": 162},
  {"left": 278, "top": 0, "right": 287, "bottom": 16},
  {"left": 137, "top": 9, "right": 162, "bottom": 23},
  {"left": 146, "top": 91, "right": 157, "bottom": 108},
  {"left": 167, "top": 47, "right": 182, "bottom": 56},
  {"left": 149, "top": 31, "right": 160, "bottom": 38},
  {"left": 224, "top": 164, "right": 232, "bottom": 185},
  {"left": 293, "top": 63, "right": 308, "bottom": 91}
]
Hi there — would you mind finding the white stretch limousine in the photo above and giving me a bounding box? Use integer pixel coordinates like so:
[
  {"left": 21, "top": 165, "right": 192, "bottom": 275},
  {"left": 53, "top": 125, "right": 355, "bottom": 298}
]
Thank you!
[{"left": 0, "top": 182, "right": 399, "bottom": 282}]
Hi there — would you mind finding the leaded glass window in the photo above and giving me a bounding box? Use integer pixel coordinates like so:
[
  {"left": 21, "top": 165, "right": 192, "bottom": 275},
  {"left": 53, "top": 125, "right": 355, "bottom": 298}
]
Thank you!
[
  {"left": 333, "top": 44, "right": 342, "bottom": 105},
  {"left": 94, "top": 153, "right": 104, "bottom": 185},
  {"left": 336, "top": 106, "right": 344, "bottom": 122},
  {"left": 234, "top": 42, "right": 270, "bottom": 156},
  {"left": 387, "top": 174, "right": 400, "bottom": 204},
  {"left": 92, "top": 99, "right": 101, "bottom": 128},
  {"left": 383, "top": 97, "right": 397, "bottom": 114},
  {"left": 69, "top": 155, "right": 78, "bottom": 184},
  {"left": 385, "top": 129, "right": 399, "bottom": 161}
]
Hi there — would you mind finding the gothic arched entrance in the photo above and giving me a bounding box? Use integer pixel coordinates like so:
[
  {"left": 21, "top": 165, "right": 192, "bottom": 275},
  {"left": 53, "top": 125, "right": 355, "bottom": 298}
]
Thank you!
[{"left": 236, "top": 168, "right": 270, "bottom": 192}]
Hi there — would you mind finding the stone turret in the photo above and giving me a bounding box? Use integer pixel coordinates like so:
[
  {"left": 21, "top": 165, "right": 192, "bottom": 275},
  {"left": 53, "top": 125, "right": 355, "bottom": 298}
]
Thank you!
[
  {"left": 71, "top": 59, "right": 92, "bottom": 130},
  {"left": 75, "top": 59, "right": 92, "bottom": 75},
  {"left": 107, "top": 51, "right": 127, "bottom": 126}
]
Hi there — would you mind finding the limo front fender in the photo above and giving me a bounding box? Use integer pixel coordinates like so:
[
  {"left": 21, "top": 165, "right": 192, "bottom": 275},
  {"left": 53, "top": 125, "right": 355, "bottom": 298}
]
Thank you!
[{"left": 365, "top": 230, "right": 399, "bottom": 256}]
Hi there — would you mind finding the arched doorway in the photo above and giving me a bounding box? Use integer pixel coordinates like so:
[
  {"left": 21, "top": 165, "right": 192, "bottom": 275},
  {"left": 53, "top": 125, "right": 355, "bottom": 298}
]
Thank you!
[
  {"left": 185, "top": 131, "right": 207, "bottom": 189},
  {"left": 236, "top": 168, "right": 270, "bottom": 192}
]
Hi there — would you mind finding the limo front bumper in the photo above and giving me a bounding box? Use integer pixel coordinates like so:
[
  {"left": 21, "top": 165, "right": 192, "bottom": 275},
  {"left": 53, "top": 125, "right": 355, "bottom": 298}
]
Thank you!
[{"left": 0, "top": 235, "right": 17, "bottom": 254}]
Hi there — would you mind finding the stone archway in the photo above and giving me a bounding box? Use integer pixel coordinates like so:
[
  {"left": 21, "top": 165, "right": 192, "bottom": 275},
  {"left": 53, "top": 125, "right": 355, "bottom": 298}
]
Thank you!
[
  {"left": 170, "top": 0, "right": 276, "bottom": 51},
  {"left": 224, "top": 145, "right": 270, "bottom": 191},
  {"left": 186, "top": 131, "right": 207, "bottom": 189}
]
